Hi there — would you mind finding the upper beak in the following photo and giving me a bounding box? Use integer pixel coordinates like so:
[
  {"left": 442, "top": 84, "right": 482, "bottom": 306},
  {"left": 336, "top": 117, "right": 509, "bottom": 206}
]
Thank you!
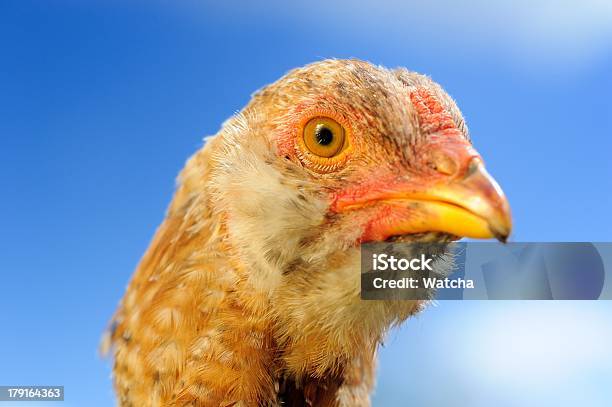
[{"left": 334, "top": 159, "right": 512, "bottom": 242}]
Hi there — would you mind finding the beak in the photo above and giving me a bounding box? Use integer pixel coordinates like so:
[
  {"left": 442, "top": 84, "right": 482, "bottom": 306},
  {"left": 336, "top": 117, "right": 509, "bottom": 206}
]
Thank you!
[
  {"left": 335, "top": 159, "right": 512, "bottom": 242},
  {"left": 398, "top": 159, "right": 512, "bottom": 241}
]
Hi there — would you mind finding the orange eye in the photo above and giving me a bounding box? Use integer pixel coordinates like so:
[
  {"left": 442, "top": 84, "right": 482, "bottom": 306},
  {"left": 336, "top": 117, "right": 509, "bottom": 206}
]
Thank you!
[{"left": 303, "top": 117, "right": 347, "bottom": 158}]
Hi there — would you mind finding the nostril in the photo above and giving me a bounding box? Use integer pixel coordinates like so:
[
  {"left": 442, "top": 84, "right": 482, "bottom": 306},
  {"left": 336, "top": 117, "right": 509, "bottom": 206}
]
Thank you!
[
  {"left": 465, "top": 157, "right": 483, "bottom": 177},
  {"left": 427, "top": 151, "right": 457, "bottom": 176}
]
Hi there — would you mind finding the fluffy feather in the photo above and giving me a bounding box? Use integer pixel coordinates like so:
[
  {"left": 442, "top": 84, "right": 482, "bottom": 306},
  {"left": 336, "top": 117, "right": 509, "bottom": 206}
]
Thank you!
[{"left": 104, "top": 59, "right": 508, "bottom": 406}]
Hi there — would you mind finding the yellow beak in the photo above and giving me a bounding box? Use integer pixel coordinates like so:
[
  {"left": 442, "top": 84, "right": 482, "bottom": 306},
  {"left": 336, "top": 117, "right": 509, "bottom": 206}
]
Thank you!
[
  {"left": 381, "top": 160, "right": 512, "bottom": 241},
  {"left": 335, "top": 159, "right": 512, "bottom": 242}
]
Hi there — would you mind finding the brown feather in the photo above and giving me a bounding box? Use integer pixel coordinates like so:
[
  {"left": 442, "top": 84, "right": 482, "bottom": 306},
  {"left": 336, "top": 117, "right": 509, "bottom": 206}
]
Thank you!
[{"left": 104, "top": 59, "right": 480, "bottom": 406}]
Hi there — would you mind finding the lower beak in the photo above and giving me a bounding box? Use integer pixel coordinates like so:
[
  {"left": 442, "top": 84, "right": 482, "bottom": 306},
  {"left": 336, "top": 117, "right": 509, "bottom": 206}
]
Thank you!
[{"left": 382, "top": 160, "right": 512, "bottom": 241}]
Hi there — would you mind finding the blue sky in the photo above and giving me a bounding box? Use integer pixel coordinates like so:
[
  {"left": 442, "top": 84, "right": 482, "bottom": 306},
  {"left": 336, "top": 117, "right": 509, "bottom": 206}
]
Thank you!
[{"left": 0, "top": 1, "right": 611, "bottom": 406}]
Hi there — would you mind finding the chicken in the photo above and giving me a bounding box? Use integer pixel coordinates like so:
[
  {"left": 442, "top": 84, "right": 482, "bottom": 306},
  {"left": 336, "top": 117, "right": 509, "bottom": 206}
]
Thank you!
[{"left": 103, "top": 59, "right": 512, "bottom": 406}]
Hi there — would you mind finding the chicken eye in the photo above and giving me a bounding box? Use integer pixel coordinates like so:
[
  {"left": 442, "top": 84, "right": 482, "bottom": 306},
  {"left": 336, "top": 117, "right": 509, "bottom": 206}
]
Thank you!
[{"left": 303, "top": 117, "right": 346, "bottom": 158}]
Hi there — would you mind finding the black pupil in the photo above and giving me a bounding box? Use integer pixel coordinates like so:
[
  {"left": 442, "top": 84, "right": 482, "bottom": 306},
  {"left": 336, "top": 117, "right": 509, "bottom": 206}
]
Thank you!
[{"left": 315, "top": 126, "right": 334, "bottom": 146}]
